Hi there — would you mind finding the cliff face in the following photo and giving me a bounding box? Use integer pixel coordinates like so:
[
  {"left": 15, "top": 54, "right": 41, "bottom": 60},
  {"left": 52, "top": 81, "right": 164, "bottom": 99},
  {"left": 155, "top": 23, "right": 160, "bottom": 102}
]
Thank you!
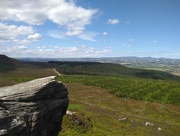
[{"left": 0, "top": 76, "right": 69, "bottom": 136}]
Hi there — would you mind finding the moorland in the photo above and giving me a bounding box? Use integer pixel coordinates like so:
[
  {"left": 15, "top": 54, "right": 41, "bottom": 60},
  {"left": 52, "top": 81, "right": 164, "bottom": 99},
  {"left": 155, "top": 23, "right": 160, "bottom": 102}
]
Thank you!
[{"left": 0, "top": 54, "right": 180, "bottom": 136}]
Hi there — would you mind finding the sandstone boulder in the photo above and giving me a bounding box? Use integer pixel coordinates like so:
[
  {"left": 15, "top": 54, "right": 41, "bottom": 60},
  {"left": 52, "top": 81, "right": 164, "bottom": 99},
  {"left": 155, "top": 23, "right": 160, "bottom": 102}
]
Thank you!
[{"left": 0, "top": 76, "right": 68, "bottom": 136}]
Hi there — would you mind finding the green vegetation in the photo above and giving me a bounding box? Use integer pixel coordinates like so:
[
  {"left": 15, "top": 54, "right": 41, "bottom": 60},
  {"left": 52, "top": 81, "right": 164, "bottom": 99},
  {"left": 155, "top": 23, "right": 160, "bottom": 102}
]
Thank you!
[
  {"left": 0, "top": 55, "right": 180, "bottom": 135},
  {"left": 59, "top": 83, "right": 180, "bottom": 136},
  {"left": 56, "top": 63, "right": 180, "bottom": 135},
  {"left": 52, "top": 61, "right": 180, "bottom": 81},
  {"left": 0, "top": 67, "right": 57, "bottom": 87},
  {"left": 57, "top": 75, "right": 180, "bottom": 105},
  {"left": 68, "top": 104, "right": 86, "bottom": 111},
  {"left": 0, "top": 55, "right": 58, "bottom": 87}
]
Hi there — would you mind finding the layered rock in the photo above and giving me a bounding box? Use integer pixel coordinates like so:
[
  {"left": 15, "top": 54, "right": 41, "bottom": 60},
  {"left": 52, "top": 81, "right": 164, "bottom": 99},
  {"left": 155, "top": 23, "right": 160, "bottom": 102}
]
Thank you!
[{"left": 0, "top": 76, "right": 69, "bottom": 136}]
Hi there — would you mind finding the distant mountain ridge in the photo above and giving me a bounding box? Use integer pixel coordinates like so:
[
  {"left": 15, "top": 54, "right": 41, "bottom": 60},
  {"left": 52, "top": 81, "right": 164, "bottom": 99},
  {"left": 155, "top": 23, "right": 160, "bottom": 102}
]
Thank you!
[
  {"left": 18, "top": 56, "right": 180, "bottom": 75},
  {"left": 0, "top": 54, "right": 21, "bottom": 72},
  {"left": 1, "top": 54, "right": 180, "bottom": 80},
  {"left": 18, "top": 56, "right": 180, "bottom": 63}
]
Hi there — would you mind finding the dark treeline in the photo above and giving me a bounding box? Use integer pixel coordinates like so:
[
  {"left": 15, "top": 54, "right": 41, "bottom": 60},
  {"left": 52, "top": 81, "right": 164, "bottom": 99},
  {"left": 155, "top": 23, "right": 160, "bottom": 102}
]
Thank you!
[{"left": 51, "top": 61, "right": 180, "bottom": 81}]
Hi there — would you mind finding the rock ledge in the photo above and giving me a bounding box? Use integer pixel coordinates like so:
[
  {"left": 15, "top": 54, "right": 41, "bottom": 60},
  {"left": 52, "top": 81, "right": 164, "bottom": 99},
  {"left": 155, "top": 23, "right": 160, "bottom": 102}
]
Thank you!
[{"left": 0, "top": 76, "right": 69, "bottom": 136}]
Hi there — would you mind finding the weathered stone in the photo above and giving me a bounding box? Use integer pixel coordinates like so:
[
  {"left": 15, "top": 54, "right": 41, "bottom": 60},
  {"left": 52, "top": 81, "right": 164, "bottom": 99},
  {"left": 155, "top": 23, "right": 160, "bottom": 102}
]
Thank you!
[
  {"left": 145, "top": 122, "right": 154, "bottom": 126},
  {"left": 117, "top": 117, "right": 128, "bottom": 122},
  {"left": 158, "top": 127, "right": 162, "bottom": 131},
  {"left": 0, "top": 107, "right": 28, "bottom": 135},
  {"left": 0, "top": 76, "right": 69, "bottom": 136}
]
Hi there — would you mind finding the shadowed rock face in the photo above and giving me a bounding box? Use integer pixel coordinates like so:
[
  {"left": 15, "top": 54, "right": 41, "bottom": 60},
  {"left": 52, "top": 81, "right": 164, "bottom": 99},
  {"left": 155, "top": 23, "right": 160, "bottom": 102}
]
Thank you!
[{"left": 0, "top": 76, "right": 69, "bottom": 136}]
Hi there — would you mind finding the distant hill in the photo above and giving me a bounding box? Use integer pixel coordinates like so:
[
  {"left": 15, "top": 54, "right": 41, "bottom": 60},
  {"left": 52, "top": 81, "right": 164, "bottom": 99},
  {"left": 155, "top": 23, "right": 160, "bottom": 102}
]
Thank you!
[
  {"left": 0, "top": 54, "right": 21, "bottom": 72},
  {"left": 50, "top": 61, "right": 180, "bottom": 81},
  {"left": 1, "top": 55, "right": 180, "bottom": 80},
  {"left": 18, "top": 56, "right": 180, "bottom": 74},
  {"left": 17, "top": 56, "right": 180, "bottom": 64},
  {"left": 0, "top": 55, "right": 58, "bottom": 72}
]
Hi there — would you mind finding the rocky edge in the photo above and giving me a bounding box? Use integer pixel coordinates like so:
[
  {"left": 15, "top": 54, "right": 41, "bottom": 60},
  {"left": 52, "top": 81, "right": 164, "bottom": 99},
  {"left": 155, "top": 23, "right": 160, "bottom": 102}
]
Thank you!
[{"left": 0, "top": 76, "right": 69, "bottom": 136}]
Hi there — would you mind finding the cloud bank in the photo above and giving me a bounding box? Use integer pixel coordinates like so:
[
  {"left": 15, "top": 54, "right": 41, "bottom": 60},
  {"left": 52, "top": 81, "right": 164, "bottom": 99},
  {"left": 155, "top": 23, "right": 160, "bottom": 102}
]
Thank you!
[
  {"left": 0, "top": 0, "right": 98, "bottom": 36},
  {"left": 0, "top": 45, "right": 111, "bottom": 58},
  {"left": 0, "top": 23, "right": 40, "bottom": 44}
]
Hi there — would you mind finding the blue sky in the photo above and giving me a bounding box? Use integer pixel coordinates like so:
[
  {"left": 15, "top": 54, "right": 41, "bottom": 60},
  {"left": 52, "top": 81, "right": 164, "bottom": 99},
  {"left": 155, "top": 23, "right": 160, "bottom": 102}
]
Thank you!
[{"left": 0, "top": 0, "right": 180, "bottom": 58}]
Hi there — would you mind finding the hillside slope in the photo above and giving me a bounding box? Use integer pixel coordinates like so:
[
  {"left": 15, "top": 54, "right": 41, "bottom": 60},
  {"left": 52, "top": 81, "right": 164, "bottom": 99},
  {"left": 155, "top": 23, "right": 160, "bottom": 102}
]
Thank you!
[
  {"left": 51, "top": 61, "right": 180, "bottom": 80},
  {"left": 0, "top": 55, "right": 58, "bottom": 72},
  {"left": 0, "top": 55, "right": 57, "bottom": 87},
  {"left": 60, "top": 83, "right": 180, "bottom": 136},
  {"left": 0, "top": 54, "right": 21, "bottom": 72}
]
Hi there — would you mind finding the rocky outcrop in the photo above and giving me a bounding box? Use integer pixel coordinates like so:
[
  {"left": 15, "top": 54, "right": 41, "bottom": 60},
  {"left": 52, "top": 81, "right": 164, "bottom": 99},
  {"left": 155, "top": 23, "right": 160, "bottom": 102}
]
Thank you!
[{"left": 0, "top": 76, "right": 69, "bottom": 136}]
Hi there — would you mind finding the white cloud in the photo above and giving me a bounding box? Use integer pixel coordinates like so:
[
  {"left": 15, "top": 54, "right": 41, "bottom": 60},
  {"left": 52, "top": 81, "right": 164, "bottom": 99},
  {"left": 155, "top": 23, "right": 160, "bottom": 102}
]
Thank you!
[
  {"left": 78, "top": 46, "right": 111, "bottom": 57},
  {"left": 0, "top": 45, "right": 111, "bottom": 58},
  {"left": 13, "top": 39, "right": 31, "bottom": 45},
  {"left": 49, "top": 30, "right": 98, "bottom": 41},
  {"left": 13, "top": 45, "right": 27, "bottom": 50},
  {"left": 0, "top": 0, "right": 98, "bottom": 36},
  {"left": 102, "top": 32, "right": 107, "bottom": 36},
  {"left": 0, "top": 45, "right": 27, "bottom": 56},
  {"left": 107, "top": 19, "right": 119, "bottom": 24},
  {"left": 77, "top": 32, "right": 98, "bottom": 42},
  {"left": 95, "top": 46, "right": 111, "bottom": 54},
  {"left": 0, "top": 23, "right": 35, "bottom": 44},
  {"left": 28, "top": 33, "right": 42, "bottom": 41},
  {"left": 0, "top": 23, "right": 43, "bottom": 45}
]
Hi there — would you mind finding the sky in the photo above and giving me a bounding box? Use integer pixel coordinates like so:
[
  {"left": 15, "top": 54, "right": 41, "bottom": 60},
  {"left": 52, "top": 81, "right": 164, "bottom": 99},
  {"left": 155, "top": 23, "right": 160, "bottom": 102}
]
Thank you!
[{"left": 0, "top": 0, "right": 180, "bottom": 58}]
